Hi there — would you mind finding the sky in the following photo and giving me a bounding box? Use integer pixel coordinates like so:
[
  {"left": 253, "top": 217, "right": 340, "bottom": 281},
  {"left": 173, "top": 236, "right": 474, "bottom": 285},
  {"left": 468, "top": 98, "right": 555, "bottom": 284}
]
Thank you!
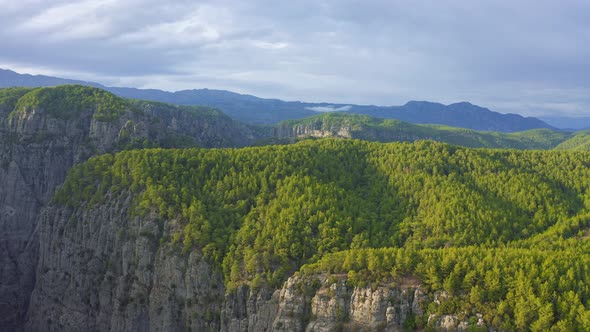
[{"left": 1, "top": 0, "right": 589, "bottom": 117}]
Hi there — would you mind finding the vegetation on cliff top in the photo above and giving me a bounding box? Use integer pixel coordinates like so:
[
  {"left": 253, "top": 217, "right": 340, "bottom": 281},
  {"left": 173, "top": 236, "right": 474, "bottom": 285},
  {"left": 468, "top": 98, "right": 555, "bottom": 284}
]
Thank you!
[
  {"left": 11, "top": 85, "right": 129, "bottom": 122},
  {"left": 1, "top": 85, "right": 241, "bottom": 124},
  {"left": 304, "top": 246, "right": 590, "bottom": 330},
  {"left": 53, "top": 139, "right": 590, "bottom": 330},
  {"left": 0, "top": 87, "right": 32, "bottom": 111}
]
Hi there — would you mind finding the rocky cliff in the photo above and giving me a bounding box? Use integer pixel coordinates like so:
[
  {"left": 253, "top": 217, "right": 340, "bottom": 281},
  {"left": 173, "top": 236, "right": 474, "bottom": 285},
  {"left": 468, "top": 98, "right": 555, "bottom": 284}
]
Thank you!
[
  {"left": 29, "top": 189, "right": 489, "bottom": 332},
  {"left": 273, "top": 120, "right": 429, "bottom": 145},
  {"left": 26, "top": 186, "right": 486, "bottom": 331},
  {"left": 0, "top": 86, "right": 259, "bottom": 330},
  {"left": 224, "top": 276, "right": 429, "bottom": 332},
  {"left": 26, "top": 193, "right": 225, "bottom": 331},
  {"left": 275, "top": 123, "right": 354, "bottom": 140}
]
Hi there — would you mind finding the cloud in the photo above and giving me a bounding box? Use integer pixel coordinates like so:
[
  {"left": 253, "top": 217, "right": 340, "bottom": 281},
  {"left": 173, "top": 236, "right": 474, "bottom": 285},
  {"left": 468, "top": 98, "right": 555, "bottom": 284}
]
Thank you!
[
  {"left": 252, "top": 41, "right": 289, "bottom": 50},
  {"left": 306, "top": 105, "right": 353, "bottom": 112},
  {"left": 0, "top": 0, "right": 589, "bottom": 116}
]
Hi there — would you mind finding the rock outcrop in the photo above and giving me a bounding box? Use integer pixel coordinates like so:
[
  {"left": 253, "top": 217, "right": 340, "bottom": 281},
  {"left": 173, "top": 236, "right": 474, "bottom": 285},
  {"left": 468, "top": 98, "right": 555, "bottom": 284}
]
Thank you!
[
  {"left": 275, "top": 123, "right": 354, "bottom": 140},
  {"left": 273, "top": 118, "right": 430, "bottom": 144}
]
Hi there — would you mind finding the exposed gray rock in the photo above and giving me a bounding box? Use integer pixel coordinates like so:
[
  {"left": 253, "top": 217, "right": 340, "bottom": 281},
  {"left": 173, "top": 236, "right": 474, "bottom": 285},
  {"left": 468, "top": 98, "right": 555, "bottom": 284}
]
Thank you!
[
  {"left": 220, "top": 275, "right": 430, "bottom": 332},
  {"left": 26, "top": 197, "right": 224, "bottom": 332},
  {"left": 427, "top": 313, "right": 488, "bottom": 331},
  {"left": 221, "top": 285, "right": 279, "bottom": 332},
  {"left": 272, "top": 277, "right": 311, "bottom": 332},
  {"left": 275, "top": 124, "right": 353, "bottom": 140}
]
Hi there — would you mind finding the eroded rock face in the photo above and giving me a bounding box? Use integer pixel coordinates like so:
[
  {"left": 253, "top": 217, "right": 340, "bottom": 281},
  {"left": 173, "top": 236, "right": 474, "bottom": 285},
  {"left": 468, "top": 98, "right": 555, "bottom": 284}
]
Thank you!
[
  {"left": 219, "top": 276, "right": 430, "bottom": 332},
  {"left": 0, "top": 100, "right": 257, "bottom": 330},
  {"left": 273, "top": 121, "right": 429, "bottom": 144},
  {"left": 221, "top": 285, "right": 279, "bottom": 332},
  {"left": 275, "top": 124, "right": 354, "bottom": 140},
  {"left": 1, "top": 107, "right": 98, "bottom": 331},
  {"left": 304, "top": 280, "right": 427, "bottom": 332},
  {"left": 26, "top": 196, "right": 224, "bottom": 332}
]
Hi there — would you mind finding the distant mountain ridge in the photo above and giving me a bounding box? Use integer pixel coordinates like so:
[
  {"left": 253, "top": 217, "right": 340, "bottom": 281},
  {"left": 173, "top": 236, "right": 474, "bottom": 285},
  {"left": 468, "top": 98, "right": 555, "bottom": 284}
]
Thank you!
[
  {"left": 0, "top": 68, "right": 555, "bottom": 132},
  {"left": 541, "top": 116, "right": 590, "bottom": 130},
  {"left": 344, "top": 100, "right": 554, "bottom": 132}
]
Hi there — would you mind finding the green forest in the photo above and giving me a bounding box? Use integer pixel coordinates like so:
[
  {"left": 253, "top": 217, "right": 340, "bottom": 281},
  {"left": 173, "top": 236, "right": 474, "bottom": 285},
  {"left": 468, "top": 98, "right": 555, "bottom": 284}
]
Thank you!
[
  {"left": 277, "top": 112, "right": 588, "bottom": 150},
  {"left": 555, "top": 130, "right": 590, "bottom": 151},
  {"left": 11, "top": 85, "right": 129, "bottom": 122},
  {"left": 54, "top": 139, "right": 590, "bottom": 331},
  {"left": 1, "top": 85, "right": 232, "bottom": 125}
]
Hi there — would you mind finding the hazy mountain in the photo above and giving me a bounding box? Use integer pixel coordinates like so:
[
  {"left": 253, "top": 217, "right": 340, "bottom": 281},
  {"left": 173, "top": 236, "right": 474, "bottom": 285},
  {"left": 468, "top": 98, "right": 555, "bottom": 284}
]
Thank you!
[
  {"left": 541, "top": 116, "right": 590, "bottom": 130},
  {"left": 0, "top": 68, "right": 555, "bottom": 131},
  {"left": 351, "top": 100, "right": 554, "bottom": 132},
  {"left": 0, "top": 68, "right": 103, "bottom": 88}
]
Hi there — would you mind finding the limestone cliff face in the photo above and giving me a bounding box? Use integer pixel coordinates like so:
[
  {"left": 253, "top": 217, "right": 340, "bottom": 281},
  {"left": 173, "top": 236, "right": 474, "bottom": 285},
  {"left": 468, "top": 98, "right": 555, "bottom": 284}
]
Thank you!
[
  {"left": 274, "top": 123, "right": 354, "bottom": 140},
  {"left": 1, "top": 106, "right": 98, "bottom": 330},
  {"left": 273, "top": 122, "right": 429, "bottom": 144},
  {"left": 222, "top": 277, "right": 428, "bottom": 332},
  {"left": 27, "top": 193, "right": 224, "bottom": 332},
  {"left": 0, "top": 95, "right": 258, "bottom": 330}
]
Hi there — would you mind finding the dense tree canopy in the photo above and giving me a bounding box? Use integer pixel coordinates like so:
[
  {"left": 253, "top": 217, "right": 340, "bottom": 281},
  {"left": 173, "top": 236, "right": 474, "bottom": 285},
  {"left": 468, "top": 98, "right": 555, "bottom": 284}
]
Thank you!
[{"left": 54, "top": 139, "right": 590, "bottom": 330}]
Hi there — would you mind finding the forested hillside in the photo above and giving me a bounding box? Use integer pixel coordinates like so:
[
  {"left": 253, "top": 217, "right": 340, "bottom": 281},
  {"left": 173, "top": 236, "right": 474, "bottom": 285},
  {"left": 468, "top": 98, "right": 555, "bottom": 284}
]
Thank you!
[
  {"left": 554, "top": 130, "right": 590, "bottom": 151},
  {"left": 275, "top": 112, "right": 570, "bottom": 149},
  {"left": 52, "top": 139, "right": 590, "bottom": 330}
]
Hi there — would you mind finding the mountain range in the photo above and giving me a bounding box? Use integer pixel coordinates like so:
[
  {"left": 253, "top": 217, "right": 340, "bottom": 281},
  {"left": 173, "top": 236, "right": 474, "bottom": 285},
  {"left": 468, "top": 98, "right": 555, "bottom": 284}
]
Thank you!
[{"left": 1, "top": 68, "right": 578, "bottom": 131}]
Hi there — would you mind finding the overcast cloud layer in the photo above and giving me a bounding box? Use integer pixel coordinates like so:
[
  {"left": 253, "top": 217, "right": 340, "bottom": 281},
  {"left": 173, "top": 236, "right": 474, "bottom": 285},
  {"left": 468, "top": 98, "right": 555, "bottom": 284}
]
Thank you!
[{"left": 1, "top": 0, "right": 589, "bottom": 117}]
